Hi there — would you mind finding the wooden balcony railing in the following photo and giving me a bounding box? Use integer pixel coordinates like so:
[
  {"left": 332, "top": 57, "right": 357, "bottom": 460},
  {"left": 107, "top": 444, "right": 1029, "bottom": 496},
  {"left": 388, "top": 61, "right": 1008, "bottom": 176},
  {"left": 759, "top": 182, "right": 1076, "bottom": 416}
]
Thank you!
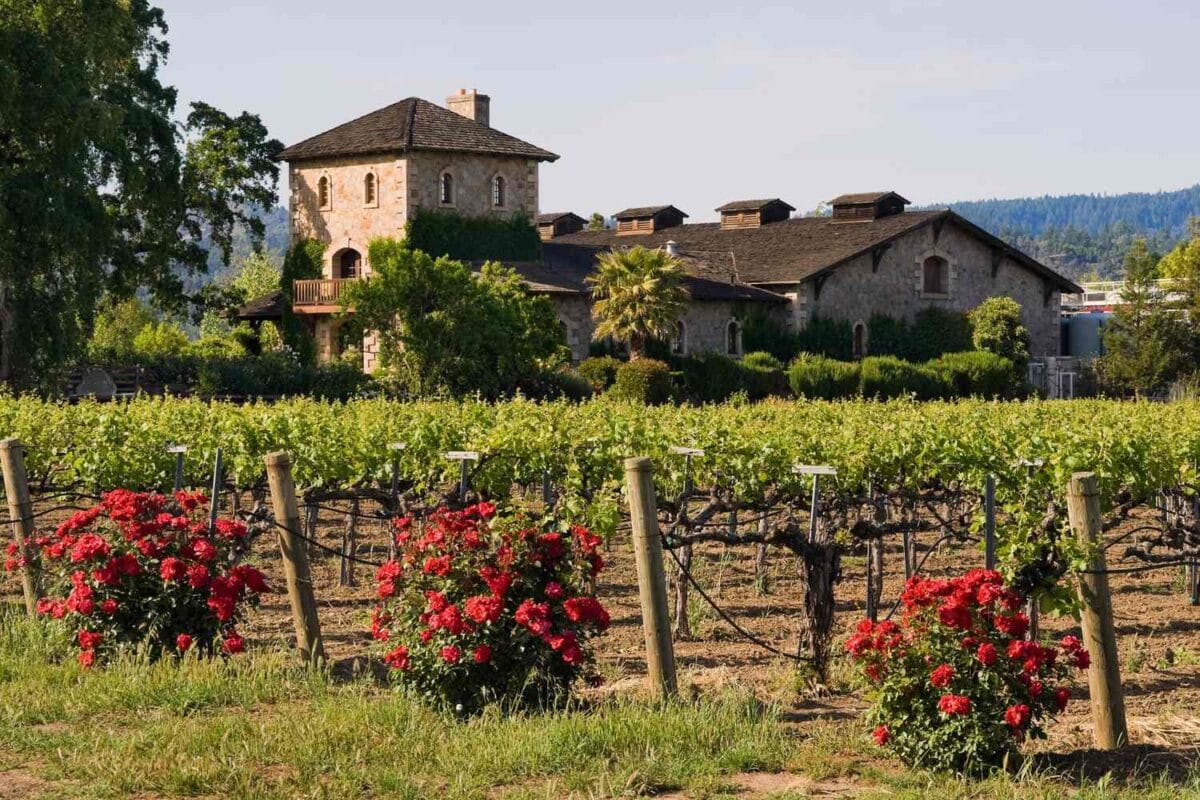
[{"left": 293, "top": 278, "right": 358, "bottom": 308}]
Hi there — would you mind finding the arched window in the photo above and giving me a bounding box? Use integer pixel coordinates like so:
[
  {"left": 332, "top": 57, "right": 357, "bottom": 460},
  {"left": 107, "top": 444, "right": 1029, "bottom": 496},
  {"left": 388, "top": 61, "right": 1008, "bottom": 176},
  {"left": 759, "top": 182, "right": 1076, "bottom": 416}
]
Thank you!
[
  {"left": 440, "top": 172, "right": 454, "bottom": 205},
  {"left": 317, "top": 175, "right": 331, "bottom": 210},
  {"left": 853, "top": 322, "right": 867, "bottom": 359},
  {"left": 492, "top": 175, "right": 506, "bottom": 208},
  {"left": 923, "top": 255, "right": 948, "bottom": 294},
  {"left": 670, "top": 320, "right": 686, "bottom": 355},
  {"left": 726, "top": 319, "right": 741, "bottom": 356},
  {"left": 363, "top": 172, "right": 376, "bottom": 206},
  {"left": 336, "top": 248, "right": 362, "bottom": 280}
]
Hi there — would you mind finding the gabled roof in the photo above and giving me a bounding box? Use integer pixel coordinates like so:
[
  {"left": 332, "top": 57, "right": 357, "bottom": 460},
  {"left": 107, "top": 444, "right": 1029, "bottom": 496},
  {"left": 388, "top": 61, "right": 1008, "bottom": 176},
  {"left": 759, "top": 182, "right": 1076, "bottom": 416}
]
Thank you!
[
  {"left": 236, "top": 291, "right": 285, "bottom": 320},
  {"left": 830, "top": 191, "right": 910, "bottom": 206},
  {"left": 533, "top": 246, "right": 788, "bottom": 303},
  {"left": 536, "top": 212, "right": 586, "bottom": 225},
  {"left": 613, "top": 205, "right": 688, "bottom": 221},
  {"left": 715, "top": 198, "right": 796, "bottom": 213},
  {"left": 276, "top": 97, "right": 558, "bottom": 162},
  {"left": 547, "top": 210, "right": 1082, "bottom": 292}
]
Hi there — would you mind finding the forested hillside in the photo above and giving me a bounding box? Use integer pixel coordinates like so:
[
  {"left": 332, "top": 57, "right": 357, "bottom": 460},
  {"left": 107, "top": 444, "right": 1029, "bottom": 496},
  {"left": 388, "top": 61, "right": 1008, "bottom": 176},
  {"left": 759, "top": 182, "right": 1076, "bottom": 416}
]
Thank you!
[{"left": 939, "top": 184, "right": 1200, "bottom": 279}]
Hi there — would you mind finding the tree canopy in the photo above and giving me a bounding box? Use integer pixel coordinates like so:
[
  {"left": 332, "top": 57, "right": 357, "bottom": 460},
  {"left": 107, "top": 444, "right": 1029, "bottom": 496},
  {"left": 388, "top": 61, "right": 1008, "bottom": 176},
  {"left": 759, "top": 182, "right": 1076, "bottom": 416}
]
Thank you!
[
  {"left": 0, "top": 0, "right": 281, "bottom": 388},
  {"left": 342, "top": 241, "right": 563, "bottom": 398},
  {"left": 587, "top": 246, "right": 688, "bottom": 360}
]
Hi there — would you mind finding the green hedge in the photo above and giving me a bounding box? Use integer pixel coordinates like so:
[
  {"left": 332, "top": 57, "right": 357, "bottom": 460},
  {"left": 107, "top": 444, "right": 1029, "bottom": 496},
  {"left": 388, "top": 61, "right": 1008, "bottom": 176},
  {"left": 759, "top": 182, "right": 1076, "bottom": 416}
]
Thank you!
[
  {"left": 927, "top": 351, "right": 1016, "bottom": 398},
  {"left": 788, "top": 354, "right": 862, "bottom": 399},
  {"left": 610, "top": 359, "right": 673, "bottom": 404},
  {"left": 788, "top": 350, "right": 1019, "bottom": 400}
]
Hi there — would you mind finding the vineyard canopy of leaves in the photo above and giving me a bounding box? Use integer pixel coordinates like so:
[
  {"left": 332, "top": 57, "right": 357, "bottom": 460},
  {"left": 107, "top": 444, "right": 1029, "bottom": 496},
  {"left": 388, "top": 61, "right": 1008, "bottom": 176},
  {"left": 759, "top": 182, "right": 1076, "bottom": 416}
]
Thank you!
[{"left": 0, "top": 396, "right": 1188, "bottom": 507}]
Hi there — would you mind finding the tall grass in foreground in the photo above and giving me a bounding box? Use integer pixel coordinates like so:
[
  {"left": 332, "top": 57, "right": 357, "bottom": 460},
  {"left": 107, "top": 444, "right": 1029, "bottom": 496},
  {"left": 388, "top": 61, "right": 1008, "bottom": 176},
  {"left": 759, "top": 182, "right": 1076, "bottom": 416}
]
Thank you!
[
  {"left": 0, "top": 611, "right": 790, "bottom": 798},
  {"left": 0, "top": 610, "right": 1197, "bottom": 799}
]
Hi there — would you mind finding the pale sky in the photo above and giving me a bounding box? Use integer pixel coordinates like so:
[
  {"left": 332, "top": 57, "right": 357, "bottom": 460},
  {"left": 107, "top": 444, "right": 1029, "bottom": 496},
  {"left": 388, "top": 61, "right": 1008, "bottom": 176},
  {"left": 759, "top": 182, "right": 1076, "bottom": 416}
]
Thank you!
[{"left": 160, "top": 0, "right": 1200, "bottom": 222}]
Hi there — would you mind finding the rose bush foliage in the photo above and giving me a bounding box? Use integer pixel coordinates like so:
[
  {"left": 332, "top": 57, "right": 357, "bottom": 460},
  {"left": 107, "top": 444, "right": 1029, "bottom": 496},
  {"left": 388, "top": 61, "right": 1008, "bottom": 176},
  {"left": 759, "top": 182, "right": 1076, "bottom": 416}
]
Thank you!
[
  {"left": 5, "top": 490, "right": 268, "bottom": 666},
  {"left": 846, "top": 569, "right": 1088, "bottom": 773},
  {"left": 371, "top": 503, "right": 609, "bottom": 713}
]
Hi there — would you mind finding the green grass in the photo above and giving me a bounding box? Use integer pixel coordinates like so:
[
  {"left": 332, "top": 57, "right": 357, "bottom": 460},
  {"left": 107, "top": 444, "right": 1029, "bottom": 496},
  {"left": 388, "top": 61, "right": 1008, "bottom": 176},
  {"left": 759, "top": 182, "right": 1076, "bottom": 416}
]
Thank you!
[
  {"left": 0, "top": 612, "right": 792, "bottom": 799},
  {"left": 1, "top": 610, "right": 1198, "bottom": 799}
]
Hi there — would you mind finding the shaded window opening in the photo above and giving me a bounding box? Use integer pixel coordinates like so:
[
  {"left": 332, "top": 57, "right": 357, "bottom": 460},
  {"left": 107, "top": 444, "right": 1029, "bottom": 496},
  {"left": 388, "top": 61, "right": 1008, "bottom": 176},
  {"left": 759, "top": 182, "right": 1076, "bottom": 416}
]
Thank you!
[
  {"left": 440, "top": 172, "right": 454, "bottom": 204},
  {"left": 364, "top": 173, "right": 376, "bottom": 205},
  {"left": 923, "top": 255, "right": 948, "bottom": 294},
  {"left": 492, "top": 175, "right": 506, "bottom": 207},
  {"left": 671, "top": 320, "right": 686, "bottom": 355},
  {"left": 337, "top": 249, "right": 362, "bottom": 280},
  {"left": 853, "top": 322, "right": 866, "bottom": 359},
  {"left": 317, "top": 176, "right": 330, "bottom": 209},
  {"left": 726, "top": 320, "right": 741, "bottom": 356}
]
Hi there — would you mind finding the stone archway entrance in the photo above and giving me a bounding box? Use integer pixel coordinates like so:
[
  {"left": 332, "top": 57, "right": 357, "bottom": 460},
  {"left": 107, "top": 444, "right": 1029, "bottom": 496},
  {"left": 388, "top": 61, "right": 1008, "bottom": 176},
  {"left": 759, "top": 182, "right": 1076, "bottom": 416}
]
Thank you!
[{"left": 335, "top": 248, "right": 362, "bottom": 279}]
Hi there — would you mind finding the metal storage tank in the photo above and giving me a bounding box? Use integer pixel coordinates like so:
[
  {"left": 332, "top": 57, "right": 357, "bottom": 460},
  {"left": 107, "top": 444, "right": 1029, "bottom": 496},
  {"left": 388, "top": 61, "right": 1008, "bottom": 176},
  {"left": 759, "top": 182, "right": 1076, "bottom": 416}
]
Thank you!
[{"left": 1064, "top": 312, "right": 1111, "bottom": 357}]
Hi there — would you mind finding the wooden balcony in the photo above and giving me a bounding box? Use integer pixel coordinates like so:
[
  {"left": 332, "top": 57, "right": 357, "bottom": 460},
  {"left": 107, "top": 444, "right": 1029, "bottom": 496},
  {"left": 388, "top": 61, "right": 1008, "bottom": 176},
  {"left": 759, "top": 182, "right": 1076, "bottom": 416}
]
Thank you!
[{"left": 292, "top": 278, "right": 357, "bottom": 313}]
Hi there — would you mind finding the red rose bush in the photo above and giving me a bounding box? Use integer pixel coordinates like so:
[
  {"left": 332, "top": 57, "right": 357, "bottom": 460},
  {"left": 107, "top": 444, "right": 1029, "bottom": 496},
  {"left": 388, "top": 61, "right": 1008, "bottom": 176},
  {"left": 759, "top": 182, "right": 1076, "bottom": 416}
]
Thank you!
[
  {"left": 371, "top": 502, "right": 609, "bottom": 713},
  {"left": 7, "top": 490, "right": 268, "bottom": 666},
  {"left": 846, "top": 569, "right": 1088, "bottom": 773}
]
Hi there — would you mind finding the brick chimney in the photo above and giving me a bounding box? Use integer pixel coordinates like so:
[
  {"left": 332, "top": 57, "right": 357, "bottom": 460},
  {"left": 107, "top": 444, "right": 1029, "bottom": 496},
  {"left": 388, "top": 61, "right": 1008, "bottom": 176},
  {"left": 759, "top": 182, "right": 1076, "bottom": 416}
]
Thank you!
[{"left": 446, "top": 88, "right": 490, "bottom": 127}]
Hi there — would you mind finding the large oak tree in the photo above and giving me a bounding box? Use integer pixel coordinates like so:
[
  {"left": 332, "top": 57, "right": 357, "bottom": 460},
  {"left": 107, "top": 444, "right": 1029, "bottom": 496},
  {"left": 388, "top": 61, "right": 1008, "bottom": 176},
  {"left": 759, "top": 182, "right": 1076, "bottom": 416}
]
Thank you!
[{"left": 0, "top": 0, "right": 281, "bottom": 387}]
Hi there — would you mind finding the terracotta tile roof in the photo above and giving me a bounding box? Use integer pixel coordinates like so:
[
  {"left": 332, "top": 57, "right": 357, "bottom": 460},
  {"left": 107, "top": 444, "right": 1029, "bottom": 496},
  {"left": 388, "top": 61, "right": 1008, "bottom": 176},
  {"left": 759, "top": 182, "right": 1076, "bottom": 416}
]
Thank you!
[
  {"left": 546, "top": 210, "right": 1081, "bottom": 292},
  {"left": 613, "top": 205, "right": 688, "bottom": 220},
  {"left": 277, "top": 98, "right": 558, "bottom": 162},
  {"left": 830, "top": 191, "right": 910, "bottom": 205},
  {"left": 715, "top": 198, "right": 796, "bottom": 213}
]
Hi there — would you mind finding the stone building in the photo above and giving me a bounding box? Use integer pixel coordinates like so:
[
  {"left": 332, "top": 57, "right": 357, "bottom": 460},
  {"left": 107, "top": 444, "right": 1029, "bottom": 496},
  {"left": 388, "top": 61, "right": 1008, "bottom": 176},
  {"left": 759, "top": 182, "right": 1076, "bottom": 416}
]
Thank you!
[
  {"left": 270, "top": 89, "right": 557, "bottom": 370},
  {"left": 249, "top": 89, "right": 1080, "bottom": 370},
  {"left": 542, "top": 193, "right": 1081, "bottom": 358}
]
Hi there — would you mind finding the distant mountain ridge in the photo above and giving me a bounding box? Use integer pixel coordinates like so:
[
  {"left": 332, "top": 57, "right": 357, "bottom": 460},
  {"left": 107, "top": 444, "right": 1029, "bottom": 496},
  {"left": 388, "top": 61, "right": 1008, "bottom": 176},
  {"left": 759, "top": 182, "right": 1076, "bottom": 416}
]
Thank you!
[{"left": 936, "top": 184, "right": 1200, "bottom": 238}]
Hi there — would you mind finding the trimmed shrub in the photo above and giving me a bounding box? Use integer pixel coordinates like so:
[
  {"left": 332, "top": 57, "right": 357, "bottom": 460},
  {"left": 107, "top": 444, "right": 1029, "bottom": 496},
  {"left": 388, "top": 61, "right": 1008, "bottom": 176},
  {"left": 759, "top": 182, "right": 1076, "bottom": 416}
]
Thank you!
[
  {"left": 859, "top": 356, "right": 949, "bottom": 400},
  {"left": 928, "top": 351, "right": 1016, "bottom": 398},
  {"left": 576, "top": 356, "right": 623, "bottom": 391},
  {"left": 741, "top": 351, "right": 783, "bottom": 371},
  {"left": 610, "top": 358, "right": 673, "bottom": 404},
  {"left": 970, "top": 297, "right": 1031, "bottom": 370},
  {"left": 787, "top": 354, "right": 860, "bottom": 399},
  {"left": 674, "top": 353, "right": 744, "bottom": 403}
]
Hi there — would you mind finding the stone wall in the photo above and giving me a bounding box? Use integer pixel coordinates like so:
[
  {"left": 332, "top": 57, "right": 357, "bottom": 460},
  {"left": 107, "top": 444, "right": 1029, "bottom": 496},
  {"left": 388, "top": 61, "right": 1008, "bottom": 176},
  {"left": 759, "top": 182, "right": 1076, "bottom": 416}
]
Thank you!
[
  {"left": 289, "top": 155, "right": 407, "bottom": 277},
  {"left": 787, "top": 219, "right": 1061, "bottom": 357},
  {"left": 405, "top": 151, "right": 538, "bottom": 220},
  {"left": 547, "top": 296, "right": 593, "bottom": 363}
]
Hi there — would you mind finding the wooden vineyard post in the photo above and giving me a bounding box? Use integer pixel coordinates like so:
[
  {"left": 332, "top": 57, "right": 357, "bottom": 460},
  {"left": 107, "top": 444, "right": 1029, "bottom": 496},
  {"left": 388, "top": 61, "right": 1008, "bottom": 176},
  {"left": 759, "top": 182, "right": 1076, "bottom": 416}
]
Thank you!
[
  {"left": 340, "top": 497, "right": 358, "bottom": 587},
  {"left": 624, "top": 457, "right": 677, "bottom": 698},
  {"left": 265, "top": 452, "right": 326, "bottom": 666},
  {"left": 1066, "top": 472, "right": 1128, "bottom": 749},
  {"left": 0, "top": 439, "right": 40, "bottom": 616}
]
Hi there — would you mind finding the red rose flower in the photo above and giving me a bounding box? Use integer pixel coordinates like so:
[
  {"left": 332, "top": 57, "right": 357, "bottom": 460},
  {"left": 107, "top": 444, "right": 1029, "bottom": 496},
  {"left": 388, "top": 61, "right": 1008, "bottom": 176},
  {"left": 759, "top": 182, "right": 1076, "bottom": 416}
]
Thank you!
[
  {"left": 176, "top": 633, "right": 193, "bottom": 652},
  {"left": 100, "top": 598, "right": 118, "bottom": 615},
  {"left": 473, "top": 644, "right": 492, "bottom": 664},
  {"left": 938, "top": 694, "right": 971, "bottom": 715},
  {"left": 384, "top": 644, "right": 410, "bottom": 670},
  {"left": 221, "top": 632, "right": 245, "bottom": 655},
  {"left": 1004, "top": 703, "right": 1031, "bottom": 730},
  {"left": 440, "top": 645, "right": 462, "bottom": 664},
  {"left": 976, "top": 642, "right": 998, "bottom": 666},
  {"left": 930, "top": 663, "right": 954, "bottom": 688},
  {"left": 872, "top": 725, "right": 890, "bottom": 746}
]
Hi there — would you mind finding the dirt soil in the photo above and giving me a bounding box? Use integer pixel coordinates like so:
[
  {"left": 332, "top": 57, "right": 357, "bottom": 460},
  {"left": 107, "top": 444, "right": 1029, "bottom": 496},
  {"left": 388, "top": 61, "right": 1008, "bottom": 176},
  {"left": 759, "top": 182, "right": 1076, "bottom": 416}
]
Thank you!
[{"left": 5, "top": 495, "right": 1200, "bottom": 788}]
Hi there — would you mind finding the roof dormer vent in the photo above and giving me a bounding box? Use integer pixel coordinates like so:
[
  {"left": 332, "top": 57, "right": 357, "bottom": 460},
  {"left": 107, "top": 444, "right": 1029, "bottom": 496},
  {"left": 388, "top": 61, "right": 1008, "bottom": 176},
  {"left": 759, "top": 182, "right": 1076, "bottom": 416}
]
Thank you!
[
  {"left": 613, "top": 205, "right": 688, "bottom": 235},
  {"left": 716, "top": 198, "right": 795, "bottom": 230},
  {"left": 829, "top": 191, "right": 910, "bottom": 222},
  {"left": 536, "top": 212, "right": 585, "bottom": 240}
]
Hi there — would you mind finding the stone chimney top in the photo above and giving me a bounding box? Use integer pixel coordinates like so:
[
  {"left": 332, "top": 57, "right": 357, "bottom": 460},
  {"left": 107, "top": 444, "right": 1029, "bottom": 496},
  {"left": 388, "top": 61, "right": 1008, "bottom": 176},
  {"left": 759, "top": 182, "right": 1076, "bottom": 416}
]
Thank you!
[{"left": 446, "top": 88, "right": 490, "bottom": 127}]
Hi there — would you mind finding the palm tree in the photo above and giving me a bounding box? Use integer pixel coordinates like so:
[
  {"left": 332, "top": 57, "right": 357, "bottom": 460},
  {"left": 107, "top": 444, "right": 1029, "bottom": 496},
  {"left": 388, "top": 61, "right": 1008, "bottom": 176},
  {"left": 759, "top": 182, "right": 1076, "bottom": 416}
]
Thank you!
[{"left": 587, "top": 245, "right": 688, "bottom": 359}]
